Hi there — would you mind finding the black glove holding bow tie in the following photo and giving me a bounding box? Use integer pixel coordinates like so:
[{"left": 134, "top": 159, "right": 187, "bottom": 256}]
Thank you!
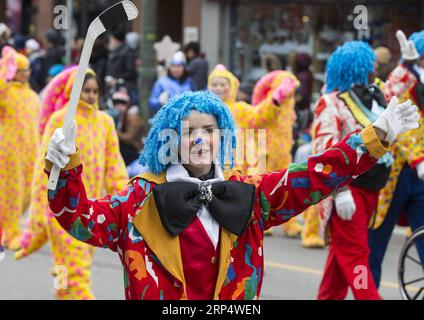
[{"left": 153, "top": 181, "right": 256, "bottom": 237}]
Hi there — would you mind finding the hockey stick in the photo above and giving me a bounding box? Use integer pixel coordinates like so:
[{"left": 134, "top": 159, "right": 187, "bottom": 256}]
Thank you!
[{"left": 48, "top": 1, "right": 138, "bottom": 190}]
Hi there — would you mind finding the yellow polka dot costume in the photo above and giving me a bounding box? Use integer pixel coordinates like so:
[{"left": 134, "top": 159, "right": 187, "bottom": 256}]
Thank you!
[
  {"left": 0, "top": 46, "right": 40, "bottom": 250},
  {"left": 208, "top": 66, "right": 302, "bottom": 237},
  {"left": 208, "top": 66, "right": 296, "bottom": 174},
  {"left": 251, "top": 71, "right": 304, "bottom": 237},
  {"left": 371, "top": 66, "right": 424, "bottom": 229},
  {"left": 15, "top": 68, "right": 128, "bottom": 300}
]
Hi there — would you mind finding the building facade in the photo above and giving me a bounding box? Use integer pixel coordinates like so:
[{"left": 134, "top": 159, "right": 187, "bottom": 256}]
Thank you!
[
  {"left": 2, "top": 0, "right": 424, "bottom": 92},
  {"left": 202, "top": 0, "right": 424, "bottom": 91}
]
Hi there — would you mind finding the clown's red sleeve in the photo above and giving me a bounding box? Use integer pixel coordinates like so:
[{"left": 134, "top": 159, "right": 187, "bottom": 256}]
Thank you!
[
  {"left": 237, "top": 125, "right": 390, "bottom": 230},
  {"left": 45, "top": 155, "right": 147, "bottom": 251}
]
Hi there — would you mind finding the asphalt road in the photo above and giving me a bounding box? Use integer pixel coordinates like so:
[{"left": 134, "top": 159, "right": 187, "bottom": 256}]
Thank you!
[{"left": 0, "top": 223, "right": 417, "bottom": 300}]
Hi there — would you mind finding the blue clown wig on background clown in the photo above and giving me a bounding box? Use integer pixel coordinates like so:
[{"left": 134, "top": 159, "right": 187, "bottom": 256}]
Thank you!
[
  {"left": 140, "top": 91, "right": 237, "bottom": 174},
  {"left": 325, "top": 41, "right": 376, "bottom": 93},
  {"left": 410, "top": 30, "right": 424, "bottom": 58}
]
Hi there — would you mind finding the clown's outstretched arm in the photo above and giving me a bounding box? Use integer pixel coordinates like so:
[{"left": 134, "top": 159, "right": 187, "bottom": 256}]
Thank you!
[
  {"left": 237, "top": 76, "right": 299, "bottom": 128},
  {"left": 234, "top": 99, "right": 281, "bottom": 129},
  {"left": 44, "top": 122, "right": 147, "bottom": 252},
  {"left": 236, "top": 97, "right": 420, "bottom": 230}
]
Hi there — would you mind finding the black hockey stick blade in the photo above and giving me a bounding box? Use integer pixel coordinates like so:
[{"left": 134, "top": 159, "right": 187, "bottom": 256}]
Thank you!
[{"left": 98, "top": 1, "right": 138, "bottom": 30}]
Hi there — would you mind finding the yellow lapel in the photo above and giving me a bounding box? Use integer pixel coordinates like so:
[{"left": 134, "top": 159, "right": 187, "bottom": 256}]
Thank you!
[
  {"left": 214, "top": 228, "right": 238, "bottom": 300},
  {"left": 132, "top": 171, "right": 239, "bottom": 300},
  {"left": 132, "top": 172, "right": 187, "bottom": 296},
  {"left": 339, "top": 92, "right": 371, "bottom": 128},
  {"left": 128, "top": 172, "right": 166, "bottom": 186}
]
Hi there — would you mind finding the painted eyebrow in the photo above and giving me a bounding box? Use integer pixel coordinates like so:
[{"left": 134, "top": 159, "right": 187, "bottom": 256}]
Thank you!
[{"left": 186, "top": 124, "right": 218, "bottom": 130}]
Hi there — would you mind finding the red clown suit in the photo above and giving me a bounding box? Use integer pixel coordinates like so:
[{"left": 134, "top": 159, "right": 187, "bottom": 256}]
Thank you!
[{"left": 45, "top": 91, "right": 395, "bottom": 300}]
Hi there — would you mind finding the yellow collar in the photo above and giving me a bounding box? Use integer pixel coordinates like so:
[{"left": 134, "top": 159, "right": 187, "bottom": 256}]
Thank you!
[
  {"left": 78, "top": 100, "right": 99, "bottom": 111},
  {"left": 132, "top": 171, "right": 238, "bottom": 299},
  {"left": 338, "top": 91, "right": 371, "bottom": 128}
]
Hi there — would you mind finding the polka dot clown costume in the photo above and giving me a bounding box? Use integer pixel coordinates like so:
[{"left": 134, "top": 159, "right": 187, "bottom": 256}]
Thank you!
[
  {"left": 369, "top": 29, "right": 424, "bottom": 288},
  {"left": 15, "top": 67, "right": 128, "bottom": 300},
  {"left": 0, "top": 46, "right": 40, "bottom": 250},
  {"left": 208, "top": 65, "right": 304, "bottom": 238}
]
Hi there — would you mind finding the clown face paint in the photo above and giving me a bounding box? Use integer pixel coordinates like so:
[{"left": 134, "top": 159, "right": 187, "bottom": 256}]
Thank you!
[{"left": 179, "top": 110, "right": 221, "bottom": 176}]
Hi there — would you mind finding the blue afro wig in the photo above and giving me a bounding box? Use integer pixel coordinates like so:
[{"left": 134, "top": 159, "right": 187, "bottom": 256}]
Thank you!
[
  {"left": 140, "top": 91, "right": 237, "bottom": 175},
  {"left": 410, "top": 30, "right": 424, "bottom": 58},
  {"left": 325, "top": 41, "right": 376, "bottom": 93}
]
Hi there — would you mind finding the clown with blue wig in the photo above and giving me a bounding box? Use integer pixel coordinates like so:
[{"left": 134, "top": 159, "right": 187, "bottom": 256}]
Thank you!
[
  {"left": 312, "top": 41, "right": 400, "bottom": 300},
  {"left": 369, "top": 29, "right": 424, "bottom": 290},
  {"left": 43, "top": 79, "right": 418, "bottom": 299}
]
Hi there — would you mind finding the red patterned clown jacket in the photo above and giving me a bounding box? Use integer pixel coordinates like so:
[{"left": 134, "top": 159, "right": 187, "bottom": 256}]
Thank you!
[{"left": 46, "top": 125, "right": 389, "bottom": 300}]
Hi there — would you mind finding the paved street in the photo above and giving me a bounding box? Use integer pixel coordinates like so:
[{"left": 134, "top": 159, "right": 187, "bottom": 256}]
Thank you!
[
  {"left": 0, "top": 221, "right": 414, "bottom": 300},
  {"left": 260, "top": 226, "right": 409, "bottom": 300}
]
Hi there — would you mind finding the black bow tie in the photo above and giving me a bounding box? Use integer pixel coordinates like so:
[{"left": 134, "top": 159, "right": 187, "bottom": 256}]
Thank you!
[{"left": 152, "top": 181, "right": 256, "bottom": 237}]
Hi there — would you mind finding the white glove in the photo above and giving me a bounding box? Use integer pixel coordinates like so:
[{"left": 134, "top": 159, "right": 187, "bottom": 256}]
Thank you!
[
  {"left": 396, "top": 30, "right": 419, "bottom": 61},
  {"left": 416, "top": 162, "right": 424, "bottom": 181},
  {"left": 45, "top": 121, "right": 77, "bottom": 169},
  {"left": 159, "top": 91, "right": 169, "bottom": 105},
  {"left": 334, "top": 189, "right": 356, "bottom": 221},
  {"left": 373, "top": 97, "right": 420, "bottom": 143}
]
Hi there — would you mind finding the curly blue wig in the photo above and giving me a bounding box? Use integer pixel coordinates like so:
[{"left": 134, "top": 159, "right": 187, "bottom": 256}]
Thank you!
[
  {"left": 325, "top": 41, "right": 376, "bottom": 93},
  {"left": 140, "top": 91, "right": 237, "bottom": 175},
  {"left": 410, "top": 30, "right": 424, "bottom": 58}
]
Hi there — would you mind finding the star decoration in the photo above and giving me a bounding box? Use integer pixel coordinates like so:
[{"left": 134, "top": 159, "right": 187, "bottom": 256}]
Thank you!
[{"left": 153, "top": 35, "right": 180, "bottom": 63}]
